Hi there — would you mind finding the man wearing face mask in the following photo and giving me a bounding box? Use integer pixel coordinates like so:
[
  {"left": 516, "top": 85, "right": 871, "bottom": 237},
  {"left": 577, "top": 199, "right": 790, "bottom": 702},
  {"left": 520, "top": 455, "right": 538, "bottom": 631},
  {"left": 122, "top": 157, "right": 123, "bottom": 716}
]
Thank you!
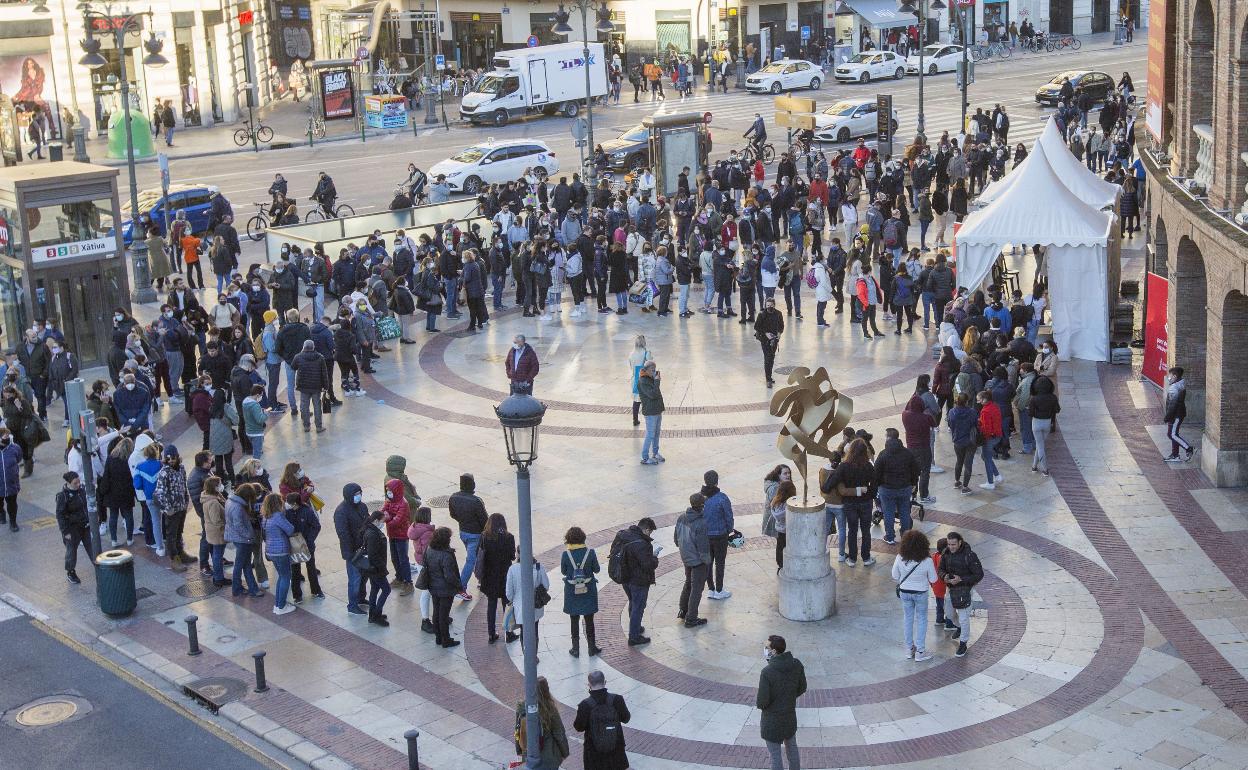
[
  {"left": 114, "top": 373, "right": 154, "bottom": 434},
  {"left": 47, "top": 338, "right": 79, "bottom": 428},
  {"left": 56, "top": 471, "right": 94, "bottom": 584},
  {"left": 244, "top": 278, "right": 271, "bottom": 340},
  {"left": 333, "top": 482, "right": 370, "bottom": 615},
  {"left": 505, "top": 335, "right": 539, "bottom": 395},
  {"left": 756, "top": 635, "right": 807, "bottom": 770},
  {"left": 754, "top": 298, "right": 785, "bottom": 388},
  {"left": 14, "top": 328, "right": 50, "bottom": 421},
  {"left": 154, "top": 305, "right": 185, "bottom": 402},
  {"left": 270, "top": 256, "right": 300, "bottom": 318}
]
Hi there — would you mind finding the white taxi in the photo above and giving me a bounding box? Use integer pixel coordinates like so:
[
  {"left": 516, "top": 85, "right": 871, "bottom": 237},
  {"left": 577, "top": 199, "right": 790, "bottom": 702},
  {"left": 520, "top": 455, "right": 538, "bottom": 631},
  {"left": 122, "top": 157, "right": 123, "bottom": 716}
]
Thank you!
[
  {"left": 834, "top": 50, "right": 905, "bottom": 83},
  {"left": 429, "top": 140, "right": 559, "bottom": 195}
]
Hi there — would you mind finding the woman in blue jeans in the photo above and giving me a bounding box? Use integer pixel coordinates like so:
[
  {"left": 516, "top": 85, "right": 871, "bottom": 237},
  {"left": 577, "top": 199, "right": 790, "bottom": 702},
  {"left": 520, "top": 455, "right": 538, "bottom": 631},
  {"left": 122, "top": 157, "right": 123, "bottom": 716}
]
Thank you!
[
  {"left": 976, "top": 391, "right": 1003, "bottom": 490},
  {"left": 822, "top": 439, "right": 877, "bottom": 566},
  {"left": 202, "top": 476, "right": 229, "bottom": 585},
  {"left": 262, "top": 492, "right": 296, "bottom": 614},
  {"left": 224, "top": 485, "right": 263, "bottom": 597},
  {"left": 892, "top": 530, "right": 938, "bottom": 661}
]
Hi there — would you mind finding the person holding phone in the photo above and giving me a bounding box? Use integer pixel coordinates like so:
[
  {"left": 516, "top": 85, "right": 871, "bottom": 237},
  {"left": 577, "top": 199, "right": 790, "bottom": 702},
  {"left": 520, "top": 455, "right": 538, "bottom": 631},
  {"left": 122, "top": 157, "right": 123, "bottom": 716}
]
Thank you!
[{"left": 821, "top": 438, "right": 877, "bottom": 567}]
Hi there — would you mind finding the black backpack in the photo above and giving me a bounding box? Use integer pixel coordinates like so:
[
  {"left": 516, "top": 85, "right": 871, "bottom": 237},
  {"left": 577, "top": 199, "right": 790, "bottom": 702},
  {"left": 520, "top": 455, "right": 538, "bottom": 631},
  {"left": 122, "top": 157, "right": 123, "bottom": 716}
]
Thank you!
[
  {"left": 607, "top": 531, "right": 631, "bottom": 585},
  {"left": 588, "top": 694, "right": 622, "bottom": 753}
]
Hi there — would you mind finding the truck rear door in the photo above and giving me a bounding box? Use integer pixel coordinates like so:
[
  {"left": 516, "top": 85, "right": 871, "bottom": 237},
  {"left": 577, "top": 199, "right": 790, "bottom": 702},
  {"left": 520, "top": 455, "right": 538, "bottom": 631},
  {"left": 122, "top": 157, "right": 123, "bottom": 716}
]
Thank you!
[{"left": 528, "top": 59, "right": 549, "bottom": 105}]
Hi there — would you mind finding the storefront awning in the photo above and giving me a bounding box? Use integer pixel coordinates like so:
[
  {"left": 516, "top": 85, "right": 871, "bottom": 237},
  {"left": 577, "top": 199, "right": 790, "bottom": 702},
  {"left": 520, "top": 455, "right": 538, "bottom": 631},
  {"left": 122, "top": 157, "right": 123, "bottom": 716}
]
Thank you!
[{"left": 843, "top": 0, "right": 916, "bottom": 29}]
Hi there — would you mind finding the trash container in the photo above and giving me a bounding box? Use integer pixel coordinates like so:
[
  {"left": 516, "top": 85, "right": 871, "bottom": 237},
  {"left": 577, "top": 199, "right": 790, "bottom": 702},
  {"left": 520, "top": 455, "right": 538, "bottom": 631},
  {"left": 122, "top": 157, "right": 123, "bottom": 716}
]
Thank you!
[
  {"left": 48, "top": 141, "right": 64, "bottom": 162},
  {"left": 95, "top": 549, "right": 137, "bottom": 618}
]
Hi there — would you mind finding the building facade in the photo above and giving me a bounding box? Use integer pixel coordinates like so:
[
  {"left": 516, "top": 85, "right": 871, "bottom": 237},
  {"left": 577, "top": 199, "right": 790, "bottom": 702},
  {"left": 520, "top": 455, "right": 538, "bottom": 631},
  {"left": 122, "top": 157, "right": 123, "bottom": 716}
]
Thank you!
[
  {"left": 0, "top": 0, "right": 310, "bottom": 142},
  {"left": 1142, "top": 0, "right": 1248, "bottom": 486}
]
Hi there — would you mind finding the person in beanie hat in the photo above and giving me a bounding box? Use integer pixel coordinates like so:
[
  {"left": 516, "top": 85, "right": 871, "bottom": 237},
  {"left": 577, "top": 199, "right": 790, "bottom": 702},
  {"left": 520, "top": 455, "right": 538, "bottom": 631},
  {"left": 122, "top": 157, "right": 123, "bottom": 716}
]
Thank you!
[
  {"left": 56, "top": 471, "right": 93, "bottom": 584},
  {"left": 153, "top": 444, "right": 192, "bottom": 571},
  {"left": 700, "top": 469, "right": 735, "bottom": 599}
]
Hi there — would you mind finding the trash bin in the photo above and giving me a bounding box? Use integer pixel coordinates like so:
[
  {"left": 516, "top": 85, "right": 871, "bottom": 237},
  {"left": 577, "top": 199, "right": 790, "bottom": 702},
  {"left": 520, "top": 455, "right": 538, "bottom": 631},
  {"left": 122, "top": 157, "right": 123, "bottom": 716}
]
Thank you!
[
  {"left": 48, "top": 141, "right": 64, "bottom": 162},
  {"left": 95, "top": 549, "right": 137, "bottom": 618}
]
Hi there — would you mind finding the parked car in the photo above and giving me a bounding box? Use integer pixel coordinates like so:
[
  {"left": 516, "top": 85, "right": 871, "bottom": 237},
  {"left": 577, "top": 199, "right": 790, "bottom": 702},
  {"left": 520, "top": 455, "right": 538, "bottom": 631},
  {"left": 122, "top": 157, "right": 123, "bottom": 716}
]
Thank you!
[
  {"left": 812, "top": 98, "right": 899, "bottom": 144},
  {"left": 429, "top": 139, "right": 560, "bottom": 195},
  {"left": 744, "top": 59, "right": 825, "bottom": 93},
  {"left": 602, "top": 122, "right": 711, "bottom": 172},
  {"left": 834, "top": 51, "right": 905, "bottom": 83},
  {"left": 120, "top": 184, "right": 219, "bottom": 245},
  {"left": 1034, "top": 70, "right": 1115, "bottom": 107},
  {"left": 905, "top": 44, "right": 964, "bottom": 75}
]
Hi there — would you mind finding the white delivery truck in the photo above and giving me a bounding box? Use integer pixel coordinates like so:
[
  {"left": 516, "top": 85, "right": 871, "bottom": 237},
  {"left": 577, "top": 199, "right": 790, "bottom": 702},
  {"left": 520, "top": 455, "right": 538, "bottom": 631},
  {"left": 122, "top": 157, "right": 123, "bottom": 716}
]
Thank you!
[{"left": 459, "top": 42, "right": 608, "bottom": 127}]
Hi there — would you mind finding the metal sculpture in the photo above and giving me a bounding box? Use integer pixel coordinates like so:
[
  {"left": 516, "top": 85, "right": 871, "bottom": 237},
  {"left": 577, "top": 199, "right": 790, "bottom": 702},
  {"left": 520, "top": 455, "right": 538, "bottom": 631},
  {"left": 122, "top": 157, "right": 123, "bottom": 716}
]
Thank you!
[{"left": 768, "top": 366, "right": 854, "bottom": 504}]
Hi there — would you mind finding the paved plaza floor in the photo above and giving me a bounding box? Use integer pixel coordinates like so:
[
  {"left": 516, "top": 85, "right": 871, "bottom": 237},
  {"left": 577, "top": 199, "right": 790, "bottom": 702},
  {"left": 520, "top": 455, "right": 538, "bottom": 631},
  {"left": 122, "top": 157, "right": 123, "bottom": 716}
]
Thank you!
[{"left": 2, "top": 255, "right": 1247, "bottom": 769}]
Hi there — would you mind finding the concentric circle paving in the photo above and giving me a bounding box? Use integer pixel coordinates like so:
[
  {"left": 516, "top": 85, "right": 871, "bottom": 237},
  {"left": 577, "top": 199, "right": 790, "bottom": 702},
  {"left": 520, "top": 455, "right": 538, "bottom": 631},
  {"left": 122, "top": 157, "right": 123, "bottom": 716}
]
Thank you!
[{"left": 465, "top": 506, "right": 1143, "bottom": 767}]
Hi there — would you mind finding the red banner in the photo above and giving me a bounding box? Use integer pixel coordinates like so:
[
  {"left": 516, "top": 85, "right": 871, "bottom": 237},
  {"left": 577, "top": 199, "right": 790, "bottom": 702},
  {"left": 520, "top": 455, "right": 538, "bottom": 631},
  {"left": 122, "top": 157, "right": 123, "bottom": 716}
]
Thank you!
[{"left": 1143, "top": 271, "right": 1169, "bottom": 387}]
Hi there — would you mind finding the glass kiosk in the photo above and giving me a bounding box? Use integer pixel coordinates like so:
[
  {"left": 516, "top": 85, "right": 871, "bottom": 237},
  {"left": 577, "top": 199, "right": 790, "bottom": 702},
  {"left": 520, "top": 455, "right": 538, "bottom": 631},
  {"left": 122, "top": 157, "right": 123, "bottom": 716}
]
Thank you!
[{"left": 0, "top": 162, "right": 130, "bottom": 369}]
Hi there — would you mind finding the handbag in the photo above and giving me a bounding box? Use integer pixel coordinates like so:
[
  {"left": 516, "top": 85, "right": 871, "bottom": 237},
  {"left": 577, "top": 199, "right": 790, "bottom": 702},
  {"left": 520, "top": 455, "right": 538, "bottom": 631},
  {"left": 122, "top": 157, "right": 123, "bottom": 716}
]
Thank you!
[
  {"left": 949, "top": 583, "right": 973, "bottom": 609},
  {"left": 895, "top": 560, "right": 923, "bottom": 598},
  {"left": 321, "top": 392, "right": 333, "bottom": 414},
  {"left": 350, "top": 544, "right": 372, "bottom": 573},
  {"left": 309, "top": 493, "right": 325, "bottom": 513},
  {"left": 289, "top": 533, "right": 312, "bottom": 563},
  {"left": 414, "top": 564, "right": 430, "bottom": 590},
  {"left": 376, "top": 315, "right": 401, "bottom": 341},
  {"left": 503, "top": 602, "right": 516, "bottom": 632}
]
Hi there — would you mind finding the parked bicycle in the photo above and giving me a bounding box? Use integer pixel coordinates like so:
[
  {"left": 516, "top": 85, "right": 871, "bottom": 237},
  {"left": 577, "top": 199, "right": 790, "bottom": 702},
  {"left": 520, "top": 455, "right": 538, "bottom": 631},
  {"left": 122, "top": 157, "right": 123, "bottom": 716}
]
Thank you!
[
  {"left": 1046, "top": 35, "right": 1081, "bottom": 52},
  {"left": 304, "top": 199, "right": 356, "bottom": 222},
  {"left": 246, "top": 202, "right": 272, "bottom": 241},
  {"left": 1020, "top": 33, "right": 1049, "bottom": 52},
  {"left": 742, "top": 142, "right": 776, "bottom": 166},
  {"left": 306, "top": 110, "right": 326, "bottom": 140},
  {"left": 973, "top": 40, "right": 1013, "bottom": 60},
  {"left": 234, "top": 119, "right": 274, "bottom": 147}
]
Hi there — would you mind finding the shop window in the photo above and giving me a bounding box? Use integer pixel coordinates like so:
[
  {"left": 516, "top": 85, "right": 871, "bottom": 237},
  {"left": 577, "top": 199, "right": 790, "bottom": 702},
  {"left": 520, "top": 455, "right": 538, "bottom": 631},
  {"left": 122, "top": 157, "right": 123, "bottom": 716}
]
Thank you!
[
  {"left": 0, "top": 264, "right": 26, "bottom": 353},
  {"left": 174, "top": 28, "right": 202, "bottom": 127},
  {"left": 25, "top": 198, "right": 115, "bottom": 256}
]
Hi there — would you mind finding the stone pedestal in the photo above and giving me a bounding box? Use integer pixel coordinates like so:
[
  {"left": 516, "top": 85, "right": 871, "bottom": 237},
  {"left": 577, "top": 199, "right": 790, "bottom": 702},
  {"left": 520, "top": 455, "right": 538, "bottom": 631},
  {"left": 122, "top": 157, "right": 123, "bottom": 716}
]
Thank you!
[{"left": 777, "top": 501, "right": 837, "bottom": 621}]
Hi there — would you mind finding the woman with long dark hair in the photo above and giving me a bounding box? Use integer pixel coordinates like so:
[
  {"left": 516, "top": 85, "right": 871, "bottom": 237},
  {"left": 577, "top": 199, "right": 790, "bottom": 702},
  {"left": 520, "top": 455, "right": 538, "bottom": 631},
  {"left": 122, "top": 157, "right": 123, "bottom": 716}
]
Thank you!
[
  {"left": 768, "top": 480, "right": 797, "bottom": 570},
  {"left": 424, "top": 526, "right": 463, "bottom": 648},
  {"left": 892, "top": 529, "right": 937, "bottom": 661},
  {"left": 478, "top": 513, "right": 516, "bottom": 644},
  {"left": 824, "top": 438, "right": 877, "bottom": 566}
]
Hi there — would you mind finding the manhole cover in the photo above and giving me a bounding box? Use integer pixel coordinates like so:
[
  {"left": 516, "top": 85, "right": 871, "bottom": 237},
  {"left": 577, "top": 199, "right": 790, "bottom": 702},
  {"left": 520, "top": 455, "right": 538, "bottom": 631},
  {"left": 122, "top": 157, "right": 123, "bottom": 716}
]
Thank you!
[
  {"left": 4, "top": 694, "right": 92, "bottom": 730},
  {"left": 183, "top": 677, "right": 248, "bottom": 713},
  {"left": 774, "top": 366, "right": 797, "bottom": 376},
  {"left": 176, "top": 580, "right": 221, "bottom": 599},
  {"left": 425, "top": 495, "right": 450, "bottom": 508}
]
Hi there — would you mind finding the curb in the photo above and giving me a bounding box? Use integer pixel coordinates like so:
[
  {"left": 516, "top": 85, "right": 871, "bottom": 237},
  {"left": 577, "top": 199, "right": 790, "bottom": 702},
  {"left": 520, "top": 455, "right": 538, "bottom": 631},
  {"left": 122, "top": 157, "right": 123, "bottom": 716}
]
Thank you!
[{"left": 97, "top": 629, "right": 351, "bottom": 770}]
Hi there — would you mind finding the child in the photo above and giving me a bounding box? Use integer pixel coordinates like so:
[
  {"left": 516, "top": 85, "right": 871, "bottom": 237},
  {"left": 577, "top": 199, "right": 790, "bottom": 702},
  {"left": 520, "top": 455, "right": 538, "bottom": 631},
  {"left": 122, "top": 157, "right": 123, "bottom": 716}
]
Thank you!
[
  {"left": 932, "top": 537, "right": 956, "bottom": 631},
  {"left": 408, "top": 506, "right": 435, "bottom": 633}
]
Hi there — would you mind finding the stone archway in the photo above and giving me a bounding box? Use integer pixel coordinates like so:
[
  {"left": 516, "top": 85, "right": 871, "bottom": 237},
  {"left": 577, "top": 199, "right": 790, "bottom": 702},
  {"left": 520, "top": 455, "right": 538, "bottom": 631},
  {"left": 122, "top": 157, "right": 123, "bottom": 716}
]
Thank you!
[
  {"left": 1180, "top": 0, "right": 1216, "bottom": 179},
  {"left": 1205, "top": 291, "right": 1248, "bottom": 485},
  {"left": 1151, "top": 216, "right": 1169, "bottom": 278},
  {"left": 1171, "top": 236, "right": 1207, "bottom": 425}
]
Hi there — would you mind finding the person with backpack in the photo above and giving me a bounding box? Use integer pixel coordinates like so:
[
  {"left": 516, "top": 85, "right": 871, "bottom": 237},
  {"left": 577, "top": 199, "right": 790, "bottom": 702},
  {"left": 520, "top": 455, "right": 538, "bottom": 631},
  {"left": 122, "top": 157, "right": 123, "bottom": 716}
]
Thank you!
[
  {"left": 756, "top": 635, "right": 807, "bottom": 770},
  {"left": 562, "top": 526, "right": 602, "bottom": 658},
  {"left": 573, "top": 670, "right": 631, "bottom": 770},
  {"left": 608, "top": 517, "right": 658, "bottom": 646}
]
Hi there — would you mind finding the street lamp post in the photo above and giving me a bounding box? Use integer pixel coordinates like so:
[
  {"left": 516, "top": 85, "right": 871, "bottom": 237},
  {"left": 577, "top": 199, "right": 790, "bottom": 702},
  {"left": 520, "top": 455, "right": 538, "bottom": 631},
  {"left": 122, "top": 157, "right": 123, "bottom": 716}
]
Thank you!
[
  {"left": 899, "top": 0, "right": 945, "bottom": 139},
  {"left": 553, "top": 2, "right": 613, "bottom": 186},
  {"left": 78, "top": 2, "right": 167, "bottom": 305},
  {"left": 494, "top": 387, "right": 548, "bottom": 770},
  {"left": 422, "top": 1, "right": 438, "bottom": 125}
]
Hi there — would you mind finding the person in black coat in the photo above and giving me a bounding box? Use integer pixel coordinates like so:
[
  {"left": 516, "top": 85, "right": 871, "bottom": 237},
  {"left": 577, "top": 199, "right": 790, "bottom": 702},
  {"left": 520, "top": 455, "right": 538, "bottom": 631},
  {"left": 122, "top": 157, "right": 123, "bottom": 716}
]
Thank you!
[
  {"left": 98, "top": 436, "right": 137, "bottom": 546},
  {"left": 607, "top": 244, "right": 630, "bottom": 314},
  {"left": 291, "top": 341, "right": 327, "bottom": 433},
  {"left": 56, "top": 471, "right": 93, "bottom": 584},
  {"left": 359, "top": 510, "right": 391, "bottom": 626},
  {"left": 424, "top": 526, "right": 463, "bottom": 647},
  {"left": 754, "top": 298, "right": 785, "bottom": 387},
  {"left": 478, "top": 513, "right": 517, "bottom": 643},
  {"left": 333, "top": 482, "right": 369, "bottom": 613},
  {"left": 573, "top": 670, "right": 632, "bottom": 770}
]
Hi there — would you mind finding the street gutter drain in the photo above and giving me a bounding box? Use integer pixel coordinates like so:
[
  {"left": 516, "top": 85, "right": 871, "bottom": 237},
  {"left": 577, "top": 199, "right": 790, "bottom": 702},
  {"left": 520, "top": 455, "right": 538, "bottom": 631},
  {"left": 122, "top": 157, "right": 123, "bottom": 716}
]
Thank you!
[{"left": 4, "top": 694, "right": 93, "bottom": 730}]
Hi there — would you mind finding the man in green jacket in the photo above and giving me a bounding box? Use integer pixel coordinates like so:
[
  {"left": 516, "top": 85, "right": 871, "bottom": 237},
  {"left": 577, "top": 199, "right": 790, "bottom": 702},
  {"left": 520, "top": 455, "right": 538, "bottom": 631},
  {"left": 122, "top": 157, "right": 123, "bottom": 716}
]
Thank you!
[
  {"left": 757, "top": 634, "right": 807, "bottom": 769},
  {"left": 241, "top": 384, "right": 267, "bottom": 459}
]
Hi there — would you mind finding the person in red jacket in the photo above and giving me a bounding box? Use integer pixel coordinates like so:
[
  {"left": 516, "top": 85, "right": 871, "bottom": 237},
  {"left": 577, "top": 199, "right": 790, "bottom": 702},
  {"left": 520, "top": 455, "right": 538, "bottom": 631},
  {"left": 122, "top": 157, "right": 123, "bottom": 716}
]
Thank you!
[
  {"left": 852, "top": 137, "right": 871, "bottom": 169},
  {"left": 382, "top": 478, "right": 413, "bottom": 594},
  {"left": 808, "top": 175, "right": 829, "bottom": 210},
  {"left": 505, "top": 334, "right": 540, "bottom": 395},
  {"left": 976, "top": 390, "right": 1003, "bottom": 491},
  {"left": 855, "top": 263, "right": 884, "bottom": 339}
]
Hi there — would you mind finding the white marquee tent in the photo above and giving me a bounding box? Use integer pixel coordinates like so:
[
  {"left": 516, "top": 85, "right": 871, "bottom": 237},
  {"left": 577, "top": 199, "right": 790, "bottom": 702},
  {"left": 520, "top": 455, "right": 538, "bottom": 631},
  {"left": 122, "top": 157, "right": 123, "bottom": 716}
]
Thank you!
[
  {"left": 954, "top": 139, "right": 1118, "bottom": 362},
  {"left": 976, "top": 118, "right": 1121, "bottom": 211}
]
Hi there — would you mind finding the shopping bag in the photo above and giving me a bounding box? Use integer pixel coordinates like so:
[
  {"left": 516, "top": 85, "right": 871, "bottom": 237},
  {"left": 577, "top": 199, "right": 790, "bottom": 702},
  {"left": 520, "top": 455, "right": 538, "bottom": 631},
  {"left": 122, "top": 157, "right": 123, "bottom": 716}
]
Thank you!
[{"left": 376, "top": 315, "right": 401, "bottom": 341}]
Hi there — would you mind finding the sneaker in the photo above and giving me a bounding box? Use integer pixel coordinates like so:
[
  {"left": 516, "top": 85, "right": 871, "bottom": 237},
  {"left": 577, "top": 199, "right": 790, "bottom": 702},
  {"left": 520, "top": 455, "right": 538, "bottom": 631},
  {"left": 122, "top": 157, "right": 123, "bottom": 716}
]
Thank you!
[
  {"left": 1164, "top": 455, "right": 1183, "bottom": 463},
  {"left": 904, "top": 645, "right": 914, "bottom": 660},
  {"left": 627, "top": 636, "right": 651, "bottom": 646},
  {"left": 67, "top": 570, "right": 81, "bottom": 584},
  {"left": 943, "top": 619, "right": 957, "bottom": 630},
  {"left": 978, "top": 482, "right": 995, "bottom": 491},
  {"left": 960, "top": 487, "right": 972, "bottom": 495},
  {"left": 837, "top": 554, "right": 847, "bottom": 563},
  {"left": 955, "top": 642, "right": 967, "bottom": 657},
  {"left": 845, "top": 559, "right": 856, "bottom": 567},
  {"left": 717, "top": 589, "right": 732, "bottom": 599},
  {"left": 683, "top": 618, "right": 708, "bottom": 628},
  {"left": 914, "top": 650, "right": 933, "bottom": 662},
  {"left": 929, "top": 465, "right": 945, "bottom": 474},
  {"left": 347, "top": 605, "right": 367, "bottom": 615},
  {"left": 949, "top": 625, "right": 961, "bottom": 637},
  {"left": 707, "top": 590, "right": 723, "bottom": 600},
  {"left": 457, "top": 591, "right": 473, "bottom": 602},
  {"left": 653, "top": 454, "right": 665, "bottom": 463},
  {"left": 641, "top": 458, "right": 657, "bottom": 465},
  {"left": 260, "top": 580, "right": 270, "bottom": 589},
  {"left": 1185, "top": 448, "right": 1195, "bottom": 461},
  {"left": 273, "top": 604, "right": 297, "bottom": 615},
  {"left": 883, "top": 537, "right": 897, "bottom": 545},
  {"left": 862, "top": 558, "right": 876, "bottom": 566}
]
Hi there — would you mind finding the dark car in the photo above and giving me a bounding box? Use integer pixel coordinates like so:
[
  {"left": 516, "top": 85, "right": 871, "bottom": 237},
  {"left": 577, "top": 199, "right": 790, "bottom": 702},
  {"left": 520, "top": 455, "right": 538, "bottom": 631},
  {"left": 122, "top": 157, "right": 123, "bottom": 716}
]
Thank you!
[
  {"left": 1034, "top": 70, "right": 1115, "bottom": 107},
  {"left": 601, "top": 123, "right": 712, "bottom": 172},
  {"left": 121, "top": 184, "right": 219, "bottom": 245}
]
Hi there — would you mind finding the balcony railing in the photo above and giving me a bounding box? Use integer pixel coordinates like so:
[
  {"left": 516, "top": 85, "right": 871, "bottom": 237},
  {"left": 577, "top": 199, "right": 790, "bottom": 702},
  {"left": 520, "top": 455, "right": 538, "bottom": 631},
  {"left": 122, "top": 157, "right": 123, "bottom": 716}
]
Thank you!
[{"left": 1193, "top": 123, "right": 1215, "bottom": 191}]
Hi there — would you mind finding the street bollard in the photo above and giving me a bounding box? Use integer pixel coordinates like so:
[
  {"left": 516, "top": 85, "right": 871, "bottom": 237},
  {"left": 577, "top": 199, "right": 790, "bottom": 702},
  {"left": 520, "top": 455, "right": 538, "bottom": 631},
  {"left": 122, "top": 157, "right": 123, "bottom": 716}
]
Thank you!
[
  {"left": 252, "top": 651, "right": 269, "bottom": 693},
  {"left": 404, "top": 729, "right": 420, "bottom": 770},
  {"left": 185, "top": 615, "right": 202, "bottom": 656}
]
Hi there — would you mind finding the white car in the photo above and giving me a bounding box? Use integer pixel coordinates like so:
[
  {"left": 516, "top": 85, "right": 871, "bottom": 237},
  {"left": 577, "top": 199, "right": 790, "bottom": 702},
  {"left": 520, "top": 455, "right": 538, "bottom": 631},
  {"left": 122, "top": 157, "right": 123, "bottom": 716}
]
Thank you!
[
  {"left": 834, "top": 50, "right": 905, "bottom": 83},
  {"left": 905, "top": 44, "right": 964, "bottom": 75},
  {"left": 812, "top": 99, "right": 900, "bottom": 144},
  {"left": 429, "top": 140, "right": 560, "bottom": 195},
  {"left": 744, "top": 59, "right": 825, "bottom": 94}
]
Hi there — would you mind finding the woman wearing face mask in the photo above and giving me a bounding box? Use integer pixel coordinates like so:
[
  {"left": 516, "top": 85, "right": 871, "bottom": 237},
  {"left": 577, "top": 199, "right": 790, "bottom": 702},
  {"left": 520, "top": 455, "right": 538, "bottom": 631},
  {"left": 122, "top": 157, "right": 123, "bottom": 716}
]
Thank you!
[
  {"left": 283, "top": 491, "right": 322, "bottom": 601},
  {"left": 261, "top": 492, "right": 297, "bottom": 615},
  {"left": 0, "top": 427, "right": 22, "bottom": 532},
  {"left": 201, "top": 475, "right": 228, "bottom": 585},
  {"left": 225, "top": 483, "right": 264, "bottom": 597},
  {"left": 245, "top": 278, "right": 271, "bottom": 340},
  {"left": 2, "top": 387, "right": 37, "bottom": 479},
  {"left": 357, "top": 510, "right": 392, "bottom": 626},
  {"left": 762, "top": 464, "right": 792, "bottom": 560},
  {"left": 208, "top": 388, "right": 238, "bottom": 483}
]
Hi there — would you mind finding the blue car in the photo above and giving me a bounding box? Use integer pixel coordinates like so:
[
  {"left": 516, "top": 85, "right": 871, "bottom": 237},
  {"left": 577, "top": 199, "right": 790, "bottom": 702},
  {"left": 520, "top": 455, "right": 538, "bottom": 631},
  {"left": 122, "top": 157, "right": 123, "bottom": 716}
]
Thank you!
[{"left": 121, "top": 184, "right": 220, "bottom": 245}]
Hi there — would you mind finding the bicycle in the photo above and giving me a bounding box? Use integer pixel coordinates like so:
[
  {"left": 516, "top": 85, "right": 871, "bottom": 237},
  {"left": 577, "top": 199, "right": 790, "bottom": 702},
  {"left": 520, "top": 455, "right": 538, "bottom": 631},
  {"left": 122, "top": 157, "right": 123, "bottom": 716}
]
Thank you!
[
  {"left": 246, "top": 202, "right": 272, "bottom": 241},
  {"left": 1020, "top": 34, "right": 1048, "bottom": 52},
  {"left": 973, "top": 40, "right": 1013, "bottom": 60},
  {"left": 1045, "top": 35, "right": 1081, "bottom": 52},
  {"left": 306, "top": 112, "right": 326, "bottom": 140},
  {"left": 304, "top": 199, "right": 356, "bottom": 222},
  {"left": 742, "top": 142, "right": 776, "bottom": 166},
  {"left": 233, "top": 119, "right": 274, "bottom": 147}
]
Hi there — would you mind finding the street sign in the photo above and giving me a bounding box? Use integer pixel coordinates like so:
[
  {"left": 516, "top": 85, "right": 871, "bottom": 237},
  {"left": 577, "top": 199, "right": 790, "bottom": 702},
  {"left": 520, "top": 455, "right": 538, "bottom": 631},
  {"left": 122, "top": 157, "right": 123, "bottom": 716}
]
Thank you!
[
  {"left": 570, "top": 117, "right": 589, "bottom": 141},
  {"left": 776, "top": 111, "right": 817, "bottom": 130},
  {"left": 876, "top": 93, "right": 893, "bottom": 158},
  {"left": 773, "top": 95, "right": 816, "bottom": 114},
  {"left": 801, "top": 25, "right": 811, "bottom": 41},
  {"left": 435, "top": 54, "right": 446, "bottom": 70},
  {"left": 356, "top": 46, "right": 369, "bottom": 61},
  {"left": 527, "top": 35, "right": 538, "bottom": 47}
]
